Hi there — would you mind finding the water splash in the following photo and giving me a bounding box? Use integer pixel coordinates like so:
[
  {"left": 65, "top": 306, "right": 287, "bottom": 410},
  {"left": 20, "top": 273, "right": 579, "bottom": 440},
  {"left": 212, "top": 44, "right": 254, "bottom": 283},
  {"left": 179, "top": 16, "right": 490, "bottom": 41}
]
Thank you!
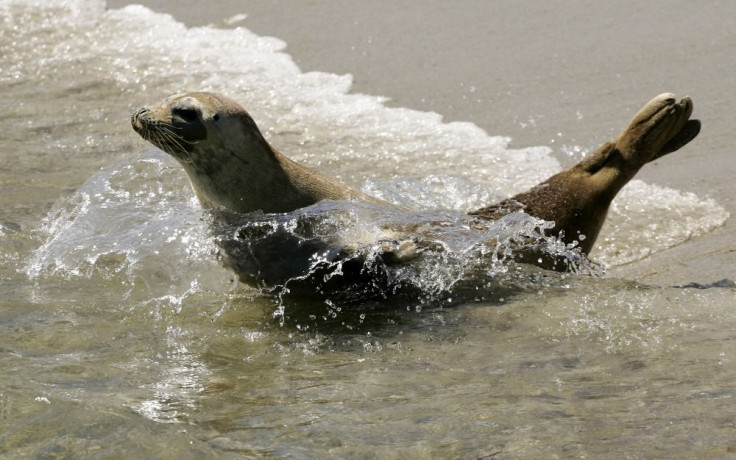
[{"left": 23, "top": 151, "right": 234, "bottom": 304}]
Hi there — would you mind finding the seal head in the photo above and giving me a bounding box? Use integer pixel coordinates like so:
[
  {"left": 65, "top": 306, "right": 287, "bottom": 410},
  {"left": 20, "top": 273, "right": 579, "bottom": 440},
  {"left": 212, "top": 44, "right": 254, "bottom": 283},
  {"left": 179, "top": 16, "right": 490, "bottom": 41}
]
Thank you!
[{"left": 132, "top": 92, "right": 377, "bottom": 213}]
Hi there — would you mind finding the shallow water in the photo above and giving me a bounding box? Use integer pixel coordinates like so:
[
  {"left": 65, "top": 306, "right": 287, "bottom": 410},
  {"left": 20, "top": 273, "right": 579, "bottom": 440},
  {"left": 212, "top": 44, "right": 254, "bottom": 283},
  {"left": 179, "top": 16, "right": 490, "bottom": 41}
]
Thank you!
[{"left": 2, "top": 1, "right": 736, "bottom": 458}]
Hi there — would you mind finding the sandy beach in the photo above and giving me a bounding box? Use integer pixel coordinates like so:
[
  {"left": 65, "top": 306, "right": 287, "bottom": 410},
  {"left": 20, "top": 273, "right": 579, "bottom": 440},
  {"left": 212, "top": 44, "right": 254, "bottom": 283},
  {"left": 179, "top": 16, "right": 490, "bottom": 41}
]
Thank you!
[{"left": 109, "top": 0, "right": 736, "bottom": 285}]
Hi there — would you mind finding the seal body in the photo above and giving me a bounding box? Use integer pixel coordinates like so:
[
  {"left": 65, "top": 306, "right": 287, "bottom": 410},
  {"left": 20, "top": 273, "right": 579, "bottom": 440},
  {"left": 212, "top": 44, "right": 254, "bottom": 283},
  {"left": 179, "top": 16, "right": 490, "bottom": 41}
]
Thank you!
[{"left": 132, "top": 92, "right": 699, "bottom": 279}]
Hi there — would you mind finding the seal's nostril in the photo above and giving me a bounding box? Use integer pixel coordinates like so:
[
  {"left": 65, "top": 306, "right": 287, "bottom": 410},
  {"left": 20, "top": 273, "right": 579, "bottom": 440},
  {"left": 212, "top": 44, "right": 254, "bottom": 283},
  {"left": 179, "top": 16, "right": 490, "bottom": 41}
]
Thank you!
[
  {"left": 131, "top": 107, "right": 151, "bottom": 129},
  {"left": 131, "top": 107, "right": 148, "bottom": 126},
  {"left": 133, "top": 107, "right": 149, "bottom": 120}
]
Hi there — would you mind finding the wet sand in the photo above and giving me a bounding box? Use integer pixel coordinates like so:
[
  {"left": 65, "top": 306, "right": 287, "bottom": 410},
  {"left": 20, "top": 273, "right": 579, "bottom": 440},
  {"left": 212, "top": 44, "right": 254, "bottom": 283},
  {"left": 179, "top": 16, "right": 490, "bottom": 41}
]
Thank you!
[{"left": 110, "top": 0, "right": 736, "bottom": 285}]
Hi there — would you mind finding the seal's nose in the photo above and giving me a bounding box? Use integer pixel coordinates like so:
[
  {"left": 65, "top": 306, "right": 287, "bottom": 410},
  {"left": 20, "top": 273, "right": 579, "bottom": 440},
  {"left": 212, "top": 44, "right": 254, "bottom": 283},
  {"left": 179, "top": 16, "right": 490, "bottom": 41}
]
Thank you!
[{"left": 131, "top": 107, "right": 150, "bottom": 130}]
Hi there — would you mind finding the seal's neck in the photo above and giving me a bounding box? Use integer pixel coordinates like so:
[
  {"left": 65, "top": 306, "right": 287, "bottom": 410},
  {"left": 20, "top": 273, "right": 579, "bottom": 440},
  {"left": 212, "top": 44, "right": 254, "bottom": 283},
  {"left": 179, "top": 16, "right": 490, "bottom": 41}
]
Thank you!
[
  {"left": 179, "top": 135, "right": 299, "bottom": 213},
  {"left": 178, "top": 119, "right": 363, "bottom": 214}
]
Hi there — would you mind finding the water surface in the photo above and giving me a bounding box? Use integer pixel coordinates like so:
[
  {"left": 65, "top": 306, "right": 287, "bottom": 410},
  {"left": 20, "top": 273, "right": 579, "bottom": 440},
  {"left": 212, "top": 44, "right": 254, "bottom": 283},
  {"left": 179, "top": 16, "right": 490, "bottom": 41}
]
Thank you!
[{"left": 1, "top": 1, "right": 735, "bottom": 458}]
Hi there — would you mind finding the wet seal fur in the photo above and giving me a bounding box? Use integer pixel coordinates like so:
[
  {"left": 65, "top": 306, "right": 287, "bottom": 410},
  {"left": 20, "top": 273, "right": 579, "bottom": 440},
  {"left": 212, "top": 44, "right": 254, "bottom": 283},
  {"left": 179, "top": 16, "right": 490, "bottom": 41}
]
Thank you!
[{"left": 131, "top": 92, "right": 700, "bottom": 283}]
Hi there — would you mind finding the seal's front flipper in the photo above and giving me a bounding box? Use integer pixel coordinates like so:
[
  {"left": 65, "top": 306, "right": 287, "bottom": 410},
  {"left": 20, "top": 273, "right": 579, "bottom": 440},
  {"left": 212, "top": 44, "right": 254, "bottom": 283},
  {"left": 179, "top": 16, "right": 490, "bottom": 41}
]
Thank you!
[{"left": 378, "top": 238, "right": 420, "bottom": 265}]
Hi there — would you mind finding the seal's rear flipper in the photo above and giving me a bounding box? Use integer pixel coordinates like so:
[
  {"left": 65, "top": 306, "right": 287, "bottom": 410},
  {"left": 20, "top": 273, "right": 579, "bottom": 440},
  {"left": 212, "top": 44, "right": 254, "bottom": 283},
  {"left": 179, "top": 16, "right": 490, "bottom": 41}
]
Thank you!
[
  {"left": 651, "top": 119, "right": 701, "bottom": 161},
  {"left": 616, "top": 94, "right": 698, "bottom": 167},
  {"left": 469, "top": 93, "right": 701, "bottom": 267}
]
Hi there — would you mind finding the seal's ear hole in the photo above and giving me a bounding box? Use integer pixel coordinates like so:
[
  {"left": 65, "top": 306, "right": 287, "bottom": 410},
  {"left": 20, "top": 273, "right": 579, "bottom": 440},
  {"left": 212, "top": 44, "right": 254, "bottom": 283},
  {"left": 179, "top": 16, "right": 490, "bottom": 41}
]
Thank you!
[{"left": 213, "top": 113, "right": 220, "bottom": 122}]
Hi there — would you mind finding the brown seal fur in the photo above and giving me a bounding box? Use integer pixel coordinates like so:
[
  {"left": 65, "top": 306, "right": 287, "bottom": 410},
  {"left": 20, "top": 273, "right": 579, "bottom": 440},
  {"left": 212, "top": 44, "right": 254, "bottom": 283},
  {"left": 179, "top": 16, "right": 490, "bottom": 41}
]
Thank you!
[
  {"left": 131, "top": 92, "right": 699, "bottom": 271},
  {"left": 469, "top": 93, "right": 700, "bottom": 257}
]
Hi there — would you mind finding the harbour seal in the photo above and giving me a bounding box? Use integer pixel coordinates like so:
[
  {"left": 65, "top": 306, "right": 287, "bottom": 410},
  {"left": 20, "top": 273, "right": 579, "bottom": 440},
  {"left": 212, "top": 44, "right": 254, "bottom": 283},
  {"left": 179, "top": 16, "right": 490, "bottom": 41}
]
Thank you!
[{"left": 131, "top": 91, "right": 699, "bottom": 278}]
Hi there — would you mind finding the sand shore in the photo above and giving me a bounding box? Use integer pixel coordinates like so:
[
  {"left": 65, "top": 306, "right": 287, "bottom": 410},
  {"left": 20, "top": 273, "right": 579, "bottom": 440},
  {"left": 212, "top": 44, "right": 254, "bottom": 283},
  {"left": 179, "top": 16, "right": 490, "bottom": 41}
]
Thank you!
[{"left": 109, "top": 0, "right": 736, "bottom": 285}]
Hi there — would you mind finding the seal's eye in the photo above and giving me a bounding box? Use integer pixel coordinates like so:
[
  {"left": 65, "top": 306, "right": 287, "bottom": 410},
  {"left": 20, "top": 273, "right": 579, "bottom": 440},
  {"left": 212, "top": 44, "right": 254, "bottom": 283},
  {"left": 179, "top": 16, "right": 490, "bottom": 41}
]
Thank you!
[
  {"left": 213, "top": 113, "right": 220, "bottom": 122},
  {"left": 172, "top": 106, "right": 199, "bottom": 123}
]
